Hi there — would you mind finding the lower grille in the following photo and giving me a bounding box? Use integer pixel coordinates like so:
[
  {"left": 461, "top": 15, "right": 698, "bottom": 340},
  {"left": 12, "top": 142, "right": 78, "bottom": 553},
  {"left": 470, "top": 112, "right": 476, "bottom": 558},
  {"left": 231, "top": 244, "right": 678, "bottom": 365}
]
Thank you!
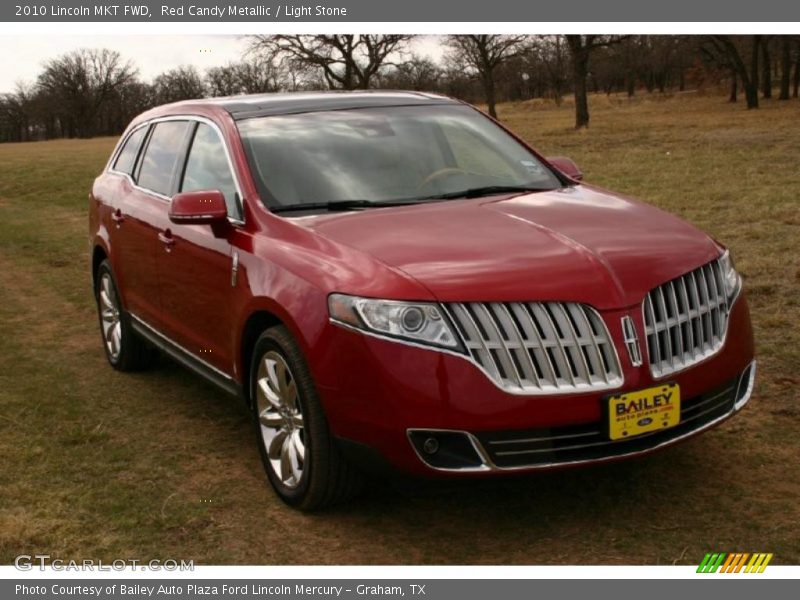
[
  {"left": 475, "top": 376, "right": 738, "bottom": 469},
  {"left": 444, "top": 301, "right": 622, "bottom": 394}
]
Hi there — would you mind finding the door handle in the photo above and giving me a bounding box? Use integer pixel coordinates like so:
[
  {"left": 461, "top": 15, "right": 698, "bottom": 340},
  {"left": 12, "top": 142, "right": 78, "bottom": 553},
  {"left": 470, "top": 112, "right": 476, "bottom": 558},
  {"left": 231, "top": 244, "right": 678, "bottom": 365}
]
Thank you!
[
  {"left": 158, "top": 231, "right": 175, "bottom": 250},
  {"left": 112, "top": 209, "right": 125, "bottom": 225}
]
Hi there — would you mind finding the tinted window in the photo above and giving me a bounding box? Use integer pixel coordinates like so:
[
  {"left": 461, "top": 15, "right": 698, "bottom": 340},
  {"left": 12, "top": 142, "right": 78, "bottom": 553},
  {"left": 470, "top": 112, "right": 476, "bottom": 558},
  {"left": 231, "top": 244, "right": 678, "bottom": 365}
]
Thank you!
[
  {"left": 181, "top": 123, "right": 240, "bottom": 219},
  {"left": 238, "top": 105, "right": 561, "bottom": 209},
  {"left": 137, "top": 121, "right": 190, "bottom": 196},
  {"left": 113, "top": 126, "right": 146, "bottom": 175}
]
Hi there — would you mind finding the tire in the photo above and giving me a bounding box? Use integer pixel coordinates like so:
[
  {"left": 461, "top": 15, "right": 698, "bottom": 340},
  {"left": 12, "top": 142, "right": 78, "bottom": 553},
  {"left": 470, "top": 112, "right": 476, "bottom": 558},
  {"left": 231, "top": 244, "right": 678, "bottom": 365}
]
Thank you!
[
  {"left": 94, "top": 259, "right": 155, "bottom": 371},
  {"left": 250, "top": 325, "right": 363, "bottom": 510}
]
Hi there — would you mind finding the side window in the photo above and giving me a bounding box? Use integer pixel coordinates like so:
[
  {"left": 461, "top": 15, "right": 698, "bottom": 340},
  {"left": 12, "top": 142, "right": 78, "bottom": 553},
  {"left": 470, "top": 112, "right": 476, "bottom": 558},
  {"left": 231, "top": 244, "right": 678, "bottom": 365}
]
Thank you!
[
  {"left": 112, "top": 126, "right": 146, "bottom": 175},
  {"left": 181, "top": 123, "right": 240, "bottom": 219},
  {"left": 137, "top": 121, "right": 190, "bottom": 196}
]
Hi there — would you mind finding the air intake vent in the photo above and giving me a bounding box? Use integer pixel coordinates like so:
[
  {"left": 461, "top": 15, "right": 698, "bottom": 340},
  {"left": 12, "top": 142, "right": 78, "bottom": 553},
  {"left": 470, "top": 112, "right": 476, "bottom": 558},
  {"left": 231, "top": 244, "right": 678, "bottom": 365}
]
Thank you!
[{"left": 444, "top": 302, "right": 622, "bottom": 394}]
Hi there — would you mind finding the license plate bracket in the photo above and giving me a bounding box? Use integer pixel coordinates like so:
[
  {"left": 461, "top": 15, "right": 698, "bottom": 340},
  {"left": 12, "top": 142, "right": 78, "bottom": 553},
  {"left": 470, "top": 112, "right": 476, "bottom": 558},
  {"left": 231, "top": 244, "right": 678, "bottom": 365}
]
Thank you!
[{"left": 606, "top": 383, "right": 681, "bottom": 441}]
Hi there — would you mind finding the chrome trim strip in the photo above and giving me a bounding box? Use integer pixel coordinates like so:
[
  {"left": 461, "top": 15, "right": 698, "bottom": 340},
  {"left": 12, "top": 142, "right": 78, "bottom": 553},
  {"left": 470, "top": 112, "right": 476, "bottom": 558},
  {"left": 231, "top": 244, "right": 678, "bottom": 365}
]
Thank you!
[
  {"left": 734, "top": 361, "right": 757, "bottom": 411},
  {"left": 621, "top": 315, "right": 642, "bottom": 367},
  {"left": 107, "top": 114, "right": 246, "bottom": 226},
  {"left": 130, "top": 313, "right": 235, "bottom": 382},
  {"left": 488, "top": 430, "right": 598, "bottom": 445},
  {"left": 408, "top": 361, "right": 755, "bottom": 473}
]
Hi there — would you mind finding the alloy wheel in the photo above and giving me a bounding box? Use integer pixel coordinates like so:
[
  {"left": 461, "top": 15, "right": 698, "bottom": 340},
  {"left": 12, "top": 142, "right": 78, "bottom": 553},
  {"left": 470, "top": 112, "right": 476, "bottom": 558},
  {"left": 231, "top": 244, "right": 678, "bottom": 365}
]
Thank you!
[
  {"left": 255, "top": 351, "right": 306, "bottom": 489},
  {"left": 98, "top": 272, "right": 122, "bottom": 361}
]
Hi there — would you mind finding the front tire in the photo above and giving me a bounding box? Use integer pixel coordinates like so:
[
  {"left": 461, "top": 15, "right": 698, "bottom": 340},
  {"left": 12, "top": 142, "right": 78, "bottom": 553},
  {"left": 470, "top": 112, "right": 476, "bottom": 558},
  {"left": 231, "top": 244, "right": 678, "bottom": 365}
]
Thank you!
[
  {"left": 250, "top": 326, "right": 363, "bottom": 510},
  {"left": 94, "top": 259, "right": 155, "bottom": 371}
]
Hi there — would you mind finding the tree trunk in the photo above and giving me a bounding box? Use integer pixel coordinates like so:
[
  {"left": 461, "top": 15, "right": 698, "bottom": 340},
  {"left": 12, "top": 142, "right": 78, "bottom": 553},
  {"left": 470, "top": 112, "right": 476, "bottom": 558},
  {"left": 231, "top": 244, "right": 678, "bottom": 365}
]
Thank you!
[
  {"left": 566, "top": 36, "right": 591, "bottom": 129},
  {"left": 729, "top": 71, "right": 738, "bottom": 102},
  {"left": 573, "top": 51, "right": 590, "bottom": 128},
  {"left": 745, "top": 36, "right": 760, "bottom": 109},
  {"left": 761, "top": 37, "right": 772, "bottom": 98},
  {"left": 793, "top": 42, "right": 800, "bottom": 98},
  {"left": 779, "top": 37, "right": 792, "bottom": 100},
  {"left": 483, "top": 72, "right": 498, "bottom": 119}
]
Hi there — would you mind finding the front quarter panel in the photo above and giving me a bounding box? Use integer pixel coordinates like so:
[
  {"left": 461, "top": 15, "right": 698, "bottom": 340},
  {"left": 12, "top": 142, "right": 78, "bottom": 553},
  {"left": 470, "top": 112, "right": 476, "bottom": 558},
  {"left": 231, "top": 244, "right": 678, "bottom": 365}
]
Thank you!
[{"left": 230, "top": 216, "right": 434, "bottom": 391}]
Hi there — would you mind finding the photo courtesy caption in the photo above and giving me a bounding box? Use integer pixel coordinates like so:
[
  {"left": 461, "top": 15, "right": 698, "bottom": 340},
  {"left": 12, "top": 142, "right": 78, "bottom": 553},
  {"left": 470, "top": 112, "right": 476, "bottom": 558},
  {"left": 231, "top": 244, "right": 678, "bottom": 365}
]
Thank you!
[{"left": 17, "top": 585, "right": 416, "bottom": 597}]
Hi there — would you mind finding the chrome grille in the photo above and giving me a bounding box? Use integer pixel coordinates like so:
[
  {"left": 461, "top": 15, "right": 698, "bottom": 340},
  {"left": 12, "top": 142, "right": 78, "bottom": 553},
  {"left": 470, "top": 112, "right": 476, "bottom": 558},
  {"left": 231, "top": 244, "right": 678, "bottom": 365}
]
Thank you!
[
  {"left": 444, "top": 302, "right": 622, "bottom": 394},
  {"left": 644, "top": 259, "right": 729, "bottom": 378}
]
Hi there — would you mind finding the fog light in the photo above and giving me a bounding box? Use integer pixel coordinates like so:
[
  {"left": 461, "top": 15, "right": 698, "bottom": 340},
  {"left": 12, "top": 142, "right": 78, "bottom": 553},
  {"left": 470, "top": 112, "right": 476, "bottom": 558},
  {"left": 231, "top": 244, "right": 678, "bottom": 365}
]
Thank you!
[
  {"left": 422, "top": 437, "right": 439, "bottom": 454},
  {"left": 408, "top": 430, "right": 485, "bottom": 470}
]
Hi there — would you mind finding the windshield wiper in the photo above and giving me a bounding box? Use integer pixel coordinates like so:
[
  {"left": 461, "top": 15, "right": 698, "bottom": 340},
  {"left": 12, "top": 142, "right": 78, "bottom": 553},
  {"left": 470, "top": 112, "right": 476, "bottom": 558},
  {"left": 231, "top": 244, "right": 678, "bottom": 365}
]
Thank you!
[
  {"left": 270, "top": 198, "right": 440, "bottom": 214},
  {"left": 270, "top": 186, "right": 551, "bottom": 214},
  {"left": 427, "top": 185, "right": 551, "bottom": 200}
]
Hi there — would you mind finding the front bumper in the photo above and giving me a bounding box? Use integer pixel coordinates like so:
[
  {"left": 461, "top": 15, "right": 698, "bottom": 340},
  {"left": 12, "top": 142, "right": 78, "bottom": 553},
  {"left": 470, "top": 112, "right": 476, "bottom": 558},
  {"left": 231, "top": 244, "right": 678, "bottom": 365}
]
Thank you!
[
  {"left": 410, "top": 361, "right": 755, "bottom": 472},
  {"left": 312, "top": 294, "right": 756, "bottom": 477}
]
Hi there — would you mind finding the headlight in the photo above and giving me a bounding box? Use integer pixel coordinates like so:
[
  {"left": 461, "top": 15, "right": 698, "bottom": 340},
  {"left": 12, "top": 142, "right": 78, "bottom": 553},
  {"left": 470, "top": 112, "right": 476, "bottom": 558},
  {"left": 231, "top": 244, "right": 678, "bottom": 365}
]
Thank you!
[
  {"left": 328, "top": 294, "right": 461, "bottom": 350},
  {"left": 718, "top": 249, "right": 742, "bottom": 304}
]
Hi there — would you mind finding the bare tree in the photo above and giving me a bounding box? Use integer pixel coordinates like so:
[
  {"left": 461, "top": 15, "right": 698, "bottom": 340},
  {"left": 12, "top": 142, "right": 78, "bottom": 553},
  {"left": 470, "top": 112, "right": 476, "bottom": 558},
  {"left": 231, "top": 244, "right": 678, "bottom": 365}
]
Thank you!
[
  {"left": 524, "top": 36, "right": 570, "bottom": 104},
  {"left": 778, "top": 36, "right": 796, "bottom": 100},
  {"left": 206, "top": 58, "right": 287, "bottom": 97},
  {"left": 794, "top": 39, "right": 800, "bottom": 98},
  {"left": 705, "top": 36, "right": 761, "bottom": 109},
  {"left": 0, "top": 83, "right": 36, "bottom": 142},
  {"left": 444, "top": 35, "right": 524, "bottom": 118},
  {"left": 152, "top": 66, "right": 206, "bottom": 104},
  {"left": 247, "top": 35, "right": 410, "bottom": 90},
  {"left": 761, "top": 35, "right": 773, "bottom": 99},
  {"left": 565, "top": 35, "right": 627, "bottom": 128},
  {"left": 206, "top": 63, "right": 241, "bottom": 97},
  {"left": 383, "top": 54, "right": 441, "bottom": 91},
  {"left": 36, "top": 48, "right": 138, "bottom": 137}
]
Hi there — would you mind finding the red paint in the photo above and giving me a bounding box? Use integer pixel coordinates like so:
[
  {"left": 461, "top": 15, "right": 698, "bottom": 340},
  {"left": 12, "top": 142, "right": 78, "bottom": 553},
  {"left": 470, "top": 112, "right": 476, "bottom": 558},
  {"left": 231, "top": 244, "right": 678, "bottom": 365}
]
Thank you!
[{"left": 89, "top": 93, "right": 755, "bottom": 477}]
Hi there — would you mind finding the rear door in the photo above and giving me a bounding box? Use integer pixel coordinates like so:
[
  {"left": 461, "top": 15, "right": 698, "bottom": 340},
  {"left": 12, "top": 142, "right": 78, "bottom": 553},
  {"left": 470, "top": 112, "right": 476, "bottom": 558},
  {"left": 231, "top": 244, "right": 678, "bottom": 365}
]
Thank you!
[
  {"left": 155, "top": 121, "right": 241, "bottom": 375},
  {"left": 112, "top": 119, "right": 191, "bottom": 327}
]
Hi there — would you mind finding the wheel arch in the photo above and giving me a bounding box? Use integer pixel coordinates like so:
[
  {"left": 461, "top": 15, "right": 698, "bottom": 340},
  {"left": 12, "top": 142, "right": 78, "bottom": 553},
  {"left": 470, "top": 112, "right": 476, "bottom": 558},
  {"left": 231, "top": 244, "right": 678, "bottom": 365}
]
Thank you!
[
  {"left": 91, "top": 243, "right": 109, "bottom": 289},
  {"left": 239, "top": 305, "right": 299, "bottom": 408}
]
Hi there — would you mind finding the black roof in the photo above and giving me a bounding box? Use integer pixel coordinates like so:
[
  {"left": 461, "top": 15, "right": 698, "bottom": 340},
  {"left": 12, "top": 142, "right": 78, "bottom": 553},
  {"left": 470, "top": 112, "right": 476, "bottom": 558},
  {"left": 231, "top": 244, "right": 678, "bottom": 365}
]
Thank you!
[{"left": 205, "top": 90, "right": 460, "bottom": 120}]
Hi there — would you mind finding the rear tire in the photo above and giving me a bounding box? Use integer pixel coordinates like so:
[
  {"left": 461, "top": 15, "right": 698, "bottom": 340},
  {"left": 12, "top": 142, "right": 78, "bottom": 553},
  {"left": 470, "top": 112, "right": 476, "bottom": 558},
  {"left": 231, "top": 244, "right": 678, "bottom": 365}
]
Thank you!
[
  {"left": 94, "top": 259, "right": 155, "bottom": 371},
  {"left": 250, "top": 325, "right": 363, "bottom": 510}
]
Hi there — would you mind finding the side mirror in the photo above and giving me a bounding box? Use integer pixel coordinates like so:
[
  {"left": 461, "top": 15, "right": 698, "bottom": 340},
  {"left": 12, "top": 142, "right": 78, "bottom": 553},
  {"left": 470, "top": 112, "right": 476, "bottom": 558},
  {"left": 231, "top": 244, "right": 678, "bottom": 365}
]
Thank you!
[
  {"left": 547, "top": 156, "right": 584, "bottom": 181},
  {"left": 169, "top": 190, "right": 228, "bottom": 225}
]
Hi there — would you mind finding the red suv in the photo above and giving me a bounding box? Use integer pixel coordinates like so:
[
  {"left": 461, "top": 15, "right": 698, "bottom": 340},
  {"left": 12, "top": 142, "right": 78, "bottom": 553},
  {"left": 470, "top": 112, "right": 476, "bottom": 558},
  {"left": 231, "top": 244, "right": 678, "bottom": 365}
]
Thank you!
[{"left": 90, "top": 91, "right": 755, "bottom": 510}]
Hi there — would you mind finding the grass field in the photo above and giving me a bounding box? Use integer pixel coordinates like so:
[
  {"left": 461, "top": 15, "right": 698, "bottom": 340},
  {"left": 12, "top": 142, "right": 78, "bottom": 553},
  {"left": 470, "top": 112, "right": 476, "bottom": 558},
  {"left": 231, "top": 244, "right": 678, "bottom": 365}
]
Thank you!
[{"left": 0, "top": 94, "right": 798, "bottom": 565}]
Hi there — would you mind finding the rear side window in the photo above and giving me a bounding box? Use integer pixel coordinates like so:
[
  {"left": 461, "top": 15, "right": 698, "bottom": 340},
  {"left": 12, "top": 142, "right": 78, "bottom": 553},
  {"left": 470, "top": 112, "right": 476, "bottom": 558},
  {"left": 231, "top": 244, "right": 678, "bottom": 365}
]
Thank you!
[
  {"left": 112, "top": 126, "right": 146, "bottom": 175},
  {"left": 137, "top": 121, "right": 190, "bottom": 196},
  {"left": 181, "top": 123, "right": 240, "bottom": 219}
]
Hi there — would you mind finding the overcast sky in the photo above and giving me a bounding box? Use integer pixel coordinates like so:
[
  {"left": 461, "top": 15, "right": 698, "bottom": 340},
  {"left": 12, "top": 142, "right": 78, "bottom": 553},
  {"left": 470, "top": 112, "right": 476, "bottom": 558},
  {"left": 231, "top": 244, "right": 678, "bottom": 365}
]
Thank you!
[{"left": 0, "top": 35, "right": 444, "bottom": 93}]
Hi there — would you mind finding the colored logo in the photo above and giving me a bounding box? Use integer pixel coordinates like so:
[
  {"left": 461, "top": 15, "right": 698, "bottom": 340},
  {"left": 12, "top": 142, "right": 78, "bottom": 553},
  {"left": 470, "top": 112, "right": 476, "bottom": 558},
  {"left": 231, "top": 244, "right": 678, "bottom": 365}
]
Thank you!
[{"left": 697, "top": 552, "right": 773, "bottom": 573}]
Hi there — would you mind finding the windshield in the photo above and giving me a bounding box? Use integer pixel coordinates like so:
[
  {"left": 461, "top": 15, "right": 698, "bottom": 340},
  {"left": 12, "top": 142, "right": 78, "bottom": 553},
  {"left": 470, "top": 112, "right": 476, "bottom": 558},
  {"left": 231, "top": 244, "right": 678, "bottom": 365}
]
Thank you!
[{"left": 237, "top": 104, "right": 563, "bottom": 211}]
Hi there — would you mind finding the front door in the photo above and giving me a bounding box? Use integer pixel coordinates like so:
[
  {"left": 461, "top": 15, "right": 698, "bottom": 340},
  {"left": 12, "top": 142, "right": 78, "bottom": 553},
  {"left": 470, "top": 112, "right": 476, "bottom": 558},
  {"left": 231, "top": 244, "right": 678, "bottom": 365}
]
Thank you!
[{"left": 155, "top": 121, "right": 241, "bottom": 376}]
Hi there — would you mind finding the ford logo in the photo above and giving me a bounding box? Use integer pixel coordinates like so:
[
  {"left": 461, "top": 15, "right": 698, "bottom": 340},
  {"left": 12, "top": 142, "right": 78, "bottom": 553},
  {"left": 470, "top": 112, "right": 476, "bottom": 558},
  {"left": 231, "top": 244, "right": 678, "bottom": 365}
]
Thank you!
[{"left": 637, "top": 417, "right": 653, "bottom": 427}]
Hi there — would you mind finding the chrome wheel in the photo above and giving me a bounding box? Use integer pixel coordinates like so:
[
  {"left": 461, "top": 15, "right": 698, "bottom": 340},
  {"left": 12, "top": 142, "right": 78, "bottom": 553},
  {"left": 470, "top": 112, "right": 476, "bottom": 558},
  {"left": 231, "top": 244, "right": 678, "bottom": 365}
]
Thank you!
[
  {"left": 256, "top": 351, "right": 305, "bottom": 489},
  {"left": 98, "top": 272, "right": 122, "bottom": 361}
]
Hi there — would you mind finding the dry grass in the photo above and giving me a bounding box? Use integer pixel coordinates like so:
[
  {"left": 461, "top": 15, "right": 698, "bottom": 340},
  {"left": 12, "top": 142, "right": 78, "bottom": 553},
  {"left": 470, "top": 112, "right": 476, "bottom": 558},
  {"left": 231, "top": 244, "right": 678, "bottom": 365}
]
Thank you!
[{"left": 0, "top": 94, "right": 798, "bottom": 565}]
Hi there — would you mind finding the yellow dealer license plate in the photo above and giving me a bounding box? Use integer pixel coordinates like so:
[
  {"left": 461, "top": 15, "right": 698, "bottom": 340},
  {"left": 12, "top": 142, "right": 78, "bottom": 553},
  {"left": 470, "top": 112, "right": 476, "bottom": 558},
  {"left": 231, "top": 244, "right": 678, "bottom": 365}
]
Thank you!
[{"left": 607, "top": 383, "right": 680, "bottom": 440}]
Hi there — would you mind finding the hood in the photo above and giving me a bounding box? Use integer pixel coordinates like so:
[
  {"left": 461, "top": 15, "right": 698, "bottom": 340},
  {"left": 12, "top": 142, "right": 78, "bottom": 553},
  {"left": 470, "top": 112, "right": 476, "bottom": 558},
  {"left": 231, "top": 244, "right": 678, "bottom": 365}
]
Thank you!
[{"left": 291, "top": 185, "right": 720, "bottom": 310}]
